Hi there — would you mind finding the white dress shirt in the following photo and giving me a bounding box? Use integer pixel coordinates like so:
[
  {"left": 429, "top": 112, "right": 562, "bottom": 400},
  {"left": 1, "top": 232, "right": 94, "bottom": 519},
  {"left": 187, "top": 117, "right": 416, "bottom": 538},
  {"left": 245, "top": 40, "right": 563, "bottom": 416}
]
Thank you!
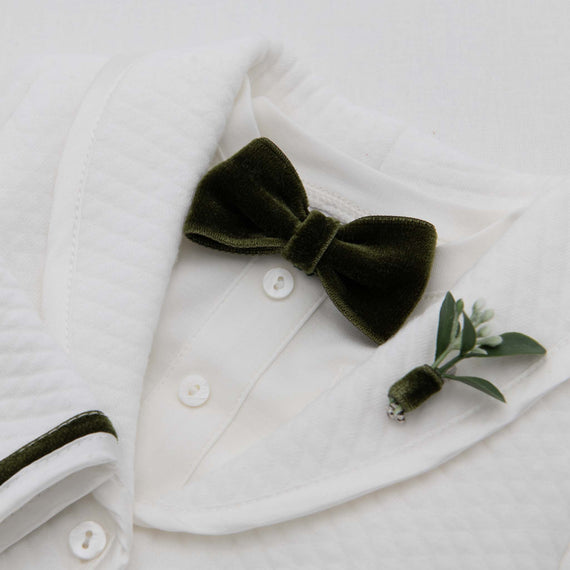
[{"left": 0, "top": 38, "right": 569, "bottom": 569}]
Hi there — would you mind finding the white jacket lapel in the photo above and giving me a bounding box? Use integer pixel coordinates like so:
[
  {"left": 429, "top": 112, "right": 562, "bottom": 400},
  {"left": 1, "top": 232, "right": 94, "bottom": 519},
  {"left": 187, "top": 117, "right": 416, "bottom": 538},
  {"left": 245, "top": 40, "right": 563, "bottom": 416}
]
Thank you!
[
  {"left": 135, "top": 175, "right": 570, "bottom": 534},
  {"left": 37, "top": 41, "right": 269, "bottom": 558},
  {"left": 0, "top": 251, "right": 118, "bottom": 553}
]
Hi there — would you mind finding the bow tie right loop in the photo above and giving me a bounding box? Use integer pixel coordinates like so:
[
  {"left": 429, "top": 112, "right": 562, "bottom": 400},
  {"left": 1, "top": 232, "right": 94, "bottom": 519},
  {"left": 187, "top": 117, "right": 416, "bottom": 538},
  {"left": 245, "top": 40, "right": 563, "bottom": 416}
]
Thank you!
[{"left": 282, "top": 210, "right": 341, "bottom": 275}]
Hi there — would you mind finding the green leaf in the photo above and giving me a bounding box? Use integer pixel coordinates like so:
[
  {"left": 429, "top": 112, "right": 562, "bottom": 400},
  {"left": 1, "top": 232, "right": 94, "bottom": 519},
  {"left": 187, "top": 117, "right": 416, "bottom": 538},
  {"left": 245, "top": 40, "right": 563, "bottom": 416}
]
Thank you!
[
  {"left": 435, "top": 292, "right": 456, "bottom": 360},
  {"left": 460, "top": 312, "right": 477, "bottom": 354},
  {"left": 476, "top": 332, "right": 546, "bottom": 357},
  {"left": 445, "top": 374, "right": 506, "bottom": 402}
]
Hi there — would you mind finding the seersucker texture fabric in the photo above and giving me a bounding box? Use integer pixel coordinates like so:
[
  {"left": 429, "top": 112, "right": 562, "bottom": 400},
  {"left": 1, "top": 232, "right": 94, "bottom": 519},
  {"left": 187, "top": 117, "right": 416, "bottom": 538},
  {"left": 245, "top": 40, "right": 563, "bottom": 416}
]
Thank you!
[{"left": 0, "top": 38, "right": 568, "bottom": 570}]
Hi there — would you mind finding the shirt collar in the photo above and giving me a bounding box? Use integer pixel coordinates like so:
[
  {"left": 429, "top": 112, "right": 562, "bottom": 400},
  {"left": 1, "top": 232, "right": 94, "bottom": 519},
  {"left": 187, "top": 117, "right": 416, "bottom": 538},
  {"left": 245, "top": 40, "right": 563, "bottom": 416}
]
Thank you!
[{"left": 217, "top": 72, "right": 537, "bottom": 299}]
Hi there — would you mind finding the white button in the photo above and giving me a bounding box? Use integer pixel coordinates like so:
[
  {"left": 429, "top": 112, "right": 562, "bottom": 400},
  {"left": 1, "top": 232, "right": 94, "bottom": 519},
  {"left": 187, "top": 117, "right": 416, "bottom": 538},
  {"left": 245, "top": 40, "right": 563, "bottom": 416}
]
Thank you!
[
  {"left": 178, "top": 375, "right": 210, "bottom": 407},
  {"left": 263, "top": 267, "right": 294, "bottom": 300},
  {"left": 69, "top": 521, "right": 107, "bottom": 561}
]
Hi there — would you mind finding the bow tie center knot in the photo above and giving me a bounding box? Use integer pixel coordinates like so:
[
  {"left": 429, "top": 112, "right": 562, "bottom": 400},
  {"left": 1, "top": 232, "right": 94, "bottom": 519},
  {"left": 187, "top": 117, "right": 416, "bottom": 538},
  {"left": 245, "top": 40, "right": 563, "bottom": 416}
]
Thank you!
[{"left": 282, "top": 210, "right": 341, "bottom": 275}]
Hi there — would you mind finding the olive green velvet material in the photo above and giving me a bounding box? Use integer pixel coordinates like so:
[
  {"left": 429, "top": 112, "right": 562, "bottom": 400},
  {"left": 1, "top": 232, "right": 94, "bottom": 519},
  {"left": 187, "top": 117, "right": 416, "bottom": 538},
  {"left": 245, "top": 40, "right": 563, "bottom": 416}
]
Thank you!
[
  {"left": 184, "top": 137, "right": 437, "bottom": 345},
  {"left": 282, "top": 210, "right": 341, "bottom": 275},
  {"left": 388, "top": 365, "right": 444, "bottom": 413},
  {"left": 0, "top": 410, "right": 117, "bottom": 486}
]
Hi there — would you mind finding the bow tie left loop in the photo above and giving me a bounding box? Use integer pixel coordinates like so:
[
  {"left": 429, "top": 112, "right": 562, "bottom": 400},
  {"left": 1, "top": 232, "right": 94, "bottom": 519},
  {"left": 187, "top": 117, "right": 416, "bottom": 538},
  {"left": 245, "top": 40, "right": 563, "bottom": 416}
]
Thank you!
[{"left": 282, "top": 210, "right": 341, "bottom": 275}]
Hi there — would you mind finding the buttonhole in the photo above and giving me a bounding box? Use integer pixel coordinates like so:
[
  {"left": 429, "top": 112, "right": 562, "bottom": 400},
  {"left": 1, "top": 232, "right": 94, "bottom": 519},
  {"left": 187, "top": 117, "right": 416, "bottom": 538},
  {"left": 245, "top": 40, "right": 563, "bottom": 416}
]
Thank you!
[
  {"left": 188, "top": 384, "right": 201, "bottom": 395},
  {"left": 82, "top": 530, "right": 93, "bottom": 549}
]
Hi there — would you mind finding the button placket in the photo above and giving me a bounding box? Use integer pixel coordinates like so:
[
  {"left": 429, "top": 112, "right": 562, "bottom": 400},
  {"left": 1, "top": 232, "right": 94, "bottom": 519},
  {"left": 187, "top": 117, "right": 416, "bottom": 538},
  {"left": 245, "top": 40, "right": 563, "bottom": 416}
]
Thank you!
[{"left": 135, "top": 257, "right": 325, "bottom": 496}]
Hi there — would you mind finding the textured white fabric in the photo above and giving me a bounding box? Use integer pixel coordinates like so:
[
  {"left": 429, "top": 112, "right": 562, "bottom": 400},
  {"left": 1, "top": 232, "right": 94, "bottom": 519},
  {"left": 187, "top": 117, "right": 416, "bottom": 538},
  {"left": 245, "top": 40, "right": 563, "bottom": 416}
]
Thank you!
[
  {"left": 131, "top": 377, "right": 570, "bottom": 569},
  {"left": 0, "top": 253, "right": 118, "bottom": 553},
  {"left": 0, "top": 38, "right": 568, "bottom": 569}
]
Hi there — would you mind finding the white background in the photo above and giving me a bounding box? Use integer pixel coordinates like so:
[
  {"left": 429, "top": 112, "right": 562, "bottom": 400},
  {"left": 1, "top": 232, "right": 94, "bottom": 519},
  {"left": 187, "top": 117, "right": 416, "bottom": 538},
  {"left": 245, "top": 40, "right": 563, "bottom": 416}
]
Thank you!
[{"left": 2, "top": 0, "right": 569, "bottom": 175}]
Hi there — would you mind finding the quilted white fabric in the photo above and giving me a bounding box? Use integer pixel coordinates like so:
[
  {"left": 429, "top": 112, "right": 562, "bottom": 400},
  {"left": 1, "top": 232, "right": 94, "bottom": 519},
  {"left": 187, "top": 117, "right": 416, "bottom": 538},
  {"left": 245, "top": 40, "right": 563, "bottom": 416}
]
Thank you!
[
  {"left": 130, "top": 377, "right": 570, "bottom": 569},
  {"left": 0, "top": 55, "right": 108, "bottom": 309},
  {"left": 0, "top": 38, "right": 568, "bottom": 569},
  {"left": 0, "top": 253, "right": 118, "bottom": 553}
]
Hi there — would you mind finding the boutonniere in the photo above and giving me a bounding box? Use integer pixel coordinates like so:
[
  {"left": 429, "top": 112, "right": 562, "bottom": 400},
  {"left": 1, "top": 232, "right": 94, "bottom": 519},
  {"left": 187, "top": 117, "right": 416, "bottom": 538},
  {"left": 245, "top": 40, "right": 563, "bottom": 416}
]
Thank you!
[{"left": 387, "top": 292, "right": 546, "bottom": 422}]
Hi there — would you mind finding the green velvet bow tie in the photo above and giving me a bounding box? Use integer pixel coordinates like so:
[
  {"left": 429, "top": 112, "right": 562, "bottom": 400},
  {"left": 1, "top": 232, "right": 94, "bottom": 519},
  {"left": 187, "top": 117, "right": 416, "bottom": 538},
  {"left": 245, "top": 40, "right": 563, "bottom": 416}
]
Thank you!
[{"left": 184, "top": 137, "right": 437, "bottom": 345}]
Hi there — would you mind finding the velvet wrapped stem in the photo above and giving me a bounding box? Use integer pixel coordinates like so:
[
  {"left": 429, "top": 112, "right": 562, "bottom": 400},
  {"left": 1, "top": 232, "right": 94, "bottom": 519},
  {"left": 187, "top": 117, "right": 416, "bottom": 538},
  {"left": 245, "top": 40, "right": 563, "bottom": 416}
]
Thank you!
[{"left": 388, "top": 365, "right": 444, "bottom": 414}]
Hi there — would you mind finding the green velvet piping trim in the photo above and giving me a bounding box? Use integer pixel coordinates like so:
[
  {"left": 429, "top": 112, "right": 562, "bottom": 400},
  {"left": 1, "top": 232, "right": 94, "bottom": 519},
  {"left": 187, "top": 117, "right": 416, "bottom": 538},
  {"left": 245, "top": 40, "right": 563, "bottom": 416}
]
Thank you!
[{"left": 0, "top": 410, "right": 117, "bottom": 486}]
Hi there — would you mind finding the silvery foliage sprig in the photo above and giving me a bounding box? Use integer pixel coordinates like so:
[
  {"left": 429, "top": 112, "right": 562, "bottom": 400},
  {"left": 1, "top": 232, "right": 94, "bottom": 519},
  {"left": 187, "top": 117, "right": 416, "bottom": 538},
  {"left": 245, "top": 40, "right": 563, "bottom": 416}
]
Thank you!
[{"left": 387, "top": 292, "right": 546, "bottom": 422}]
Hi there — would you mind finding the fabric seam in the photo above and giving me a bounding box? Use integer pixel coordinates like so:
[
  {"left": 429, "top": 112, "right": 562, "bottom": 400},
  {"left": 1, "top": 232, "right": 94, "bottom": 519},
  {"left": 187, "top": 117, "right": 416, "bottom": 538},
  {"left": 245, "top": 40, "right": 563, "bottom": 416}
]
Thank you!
[
  {"left": 61, "top": 56, "right": 145, "bottom": 353},
  {"left": 183, "top": 290, "right": 327, "bottom": 484},
  {"left": 0, "top": 411, "right": 116, "bottom": 487},
  {"left": 140, "top": 258, "right": 257, "bottom": 405},
  {"left": 0, "top": 433, "right": 115, "bottom": 495}
]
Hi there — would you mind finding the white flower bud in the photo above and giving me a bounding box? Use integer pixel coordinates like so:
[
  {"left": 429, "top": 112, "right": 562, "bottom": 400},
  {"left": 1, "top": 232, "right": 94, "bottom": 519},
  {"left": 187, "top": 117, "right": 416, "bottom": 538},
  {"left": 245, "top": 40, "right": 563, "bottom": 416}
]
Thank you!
[
  {"left": 480, "top": 309, "right": 495, "bottom": 323},
  {"left": 470, "top": 347, "right": 488, "bottom": 355},
  {"left": 477, "top": 324, "right": 492, "bottom": 337},
  {"left": 480, "top": 335, "right": 503, "bottom": 347},
  {"left": 472, "top": 298, "right": 486, "bottom": 313}
]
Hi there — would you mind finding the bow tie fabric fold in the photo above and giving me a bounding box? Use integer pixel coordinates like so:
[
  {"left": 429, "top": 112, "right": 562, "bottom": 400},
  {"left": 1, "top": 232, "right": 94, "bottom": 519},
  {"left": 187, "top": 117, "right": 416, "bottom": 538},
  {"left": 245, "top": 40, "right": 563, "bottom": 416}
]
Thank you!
[{"left": 184, "top": 137, "right": 437, "bottom": 345}]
